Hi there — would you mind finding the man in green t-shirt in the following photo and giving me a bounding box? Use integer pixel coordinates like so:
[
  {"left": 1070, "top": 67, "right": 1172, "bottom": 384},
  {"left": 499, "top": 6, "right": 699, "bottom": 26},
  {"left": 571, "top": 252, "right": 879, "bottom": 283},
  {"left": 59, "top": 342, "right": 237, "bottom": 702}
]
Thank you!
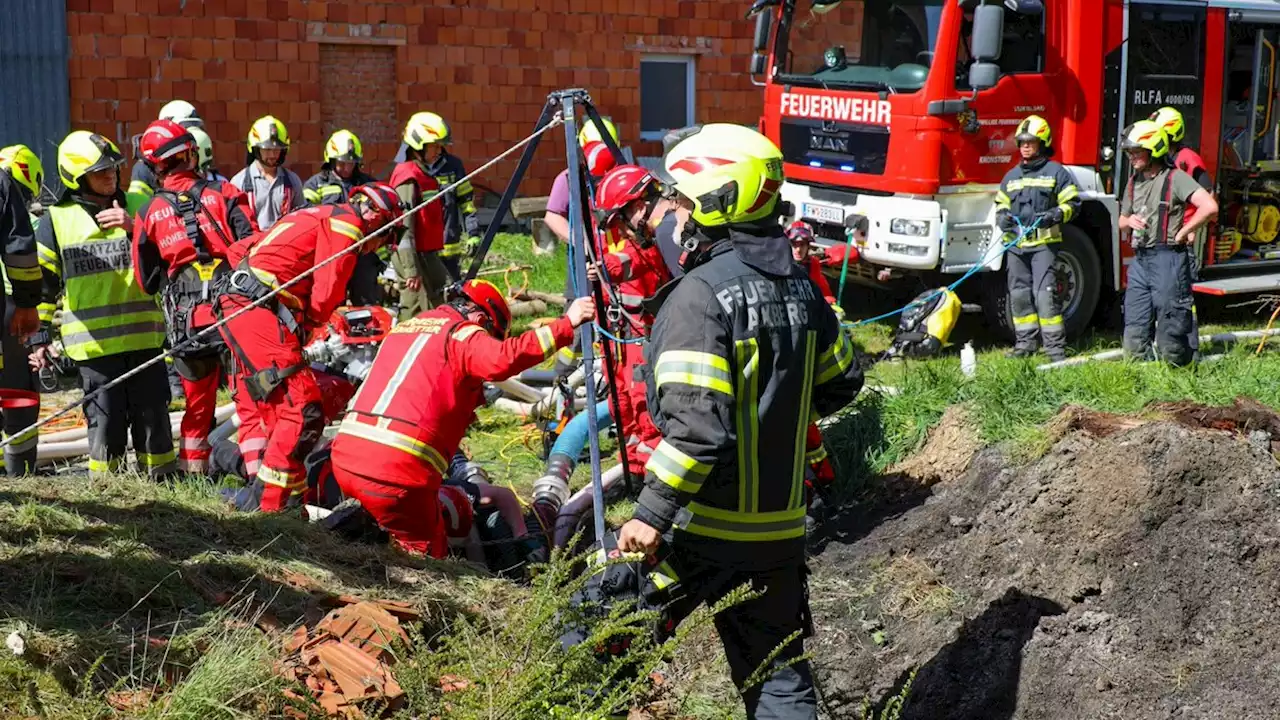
[{"left": 1117, "top": 120, "right": 1218, "bottom": 366}]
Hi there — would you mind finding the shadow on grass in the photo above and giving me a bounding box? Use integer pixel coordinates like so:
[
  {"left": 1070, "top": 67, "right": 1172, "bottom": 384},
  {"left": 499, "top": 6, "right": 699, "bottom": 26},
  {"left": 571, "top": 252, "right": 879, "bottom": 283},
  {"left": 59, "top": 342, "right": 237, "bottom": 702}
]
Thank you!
[{"left": 0, "top": 485, "right": 486, "bottom": 700}]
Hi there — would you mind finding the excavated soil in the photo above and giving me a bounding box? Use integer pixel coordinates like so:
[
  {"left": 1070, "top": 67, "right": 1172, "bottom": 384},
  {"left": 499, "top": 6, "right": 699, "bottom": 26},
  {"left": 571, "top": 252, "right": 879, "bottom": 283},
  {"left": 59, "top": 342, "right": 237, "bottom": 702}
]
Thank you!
[{"left": 809, "top": 399, "right": 1280, "bottom": 719}]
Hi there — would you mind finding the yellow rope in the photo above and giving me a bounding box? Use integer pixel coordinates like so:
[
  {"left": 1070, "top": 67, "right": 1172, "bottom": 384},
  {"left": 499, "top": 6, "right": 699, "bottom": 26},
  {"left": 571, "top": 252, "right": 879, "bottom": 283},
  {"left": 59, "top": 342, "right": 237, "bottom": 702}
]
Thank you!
[{"left": 1257, "top": 303, "right": 1280, "bottom": 355}]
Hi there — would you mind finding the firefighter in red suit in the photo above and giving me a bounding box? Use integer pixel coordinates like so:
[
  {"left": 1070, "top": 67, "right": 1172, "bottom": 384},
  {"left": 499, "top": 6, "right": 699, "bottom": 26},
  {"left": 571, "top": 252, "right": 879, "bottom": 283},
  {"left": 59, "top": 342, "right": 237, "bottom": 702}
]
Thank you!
[
  {"left": 785, "top": 221, "right": 839, "bottom": 499},
  {"left": 131, "top": 119, "right": 259, "bottom": 473},
  {"left": 330, "top": 280, "right": 596, "bottom": 556},
  {"left": 218, "top": 182, "right": 405, "bottom": 512},
  {"left": 585, "top": 165, "right": 672, "bottom": 476}
]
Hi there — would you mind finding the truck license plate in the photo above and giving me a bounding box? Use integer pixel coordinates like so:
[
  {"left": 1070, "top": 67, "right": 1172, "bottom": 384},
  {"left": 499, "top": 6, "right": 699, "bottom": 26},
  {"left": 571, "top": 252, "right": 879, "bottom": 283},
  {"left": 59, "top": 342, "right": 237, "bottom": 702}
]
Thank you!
[{"left": 802, "top": 202, "right": 845, "bottom": 225}]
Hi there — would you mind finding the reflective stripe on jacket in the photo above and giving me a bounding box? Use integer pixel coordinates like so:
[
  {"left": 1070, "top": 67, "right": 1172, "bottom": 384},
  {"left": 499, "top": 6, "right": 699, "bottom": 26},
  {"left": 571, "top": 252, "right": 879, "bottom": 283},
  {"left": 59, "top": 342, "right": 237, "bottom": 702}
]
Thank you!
[{"left": 46, "top": 201, "right": 164, "bottom": 360}]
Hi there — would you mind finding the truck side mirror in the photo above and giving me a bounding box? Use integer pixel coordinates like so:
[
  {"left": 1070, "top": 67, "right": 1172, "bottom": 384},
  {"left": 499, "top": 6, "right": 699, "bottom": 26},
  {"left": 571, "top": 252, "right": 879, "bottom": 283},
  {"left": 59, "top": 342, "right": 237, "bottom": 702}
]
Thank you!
[
  {"left": 750, "top": 52, "right": 768, "bottom": 75},
  {"left": 752, "top": 7, "right": 773, "bottom": 51},
  {"left": 971, "top": 4, "right": 1005, "bottom": 62},
  {"left": 969, "top": 62, "right": 1000, "bottom": 91}
]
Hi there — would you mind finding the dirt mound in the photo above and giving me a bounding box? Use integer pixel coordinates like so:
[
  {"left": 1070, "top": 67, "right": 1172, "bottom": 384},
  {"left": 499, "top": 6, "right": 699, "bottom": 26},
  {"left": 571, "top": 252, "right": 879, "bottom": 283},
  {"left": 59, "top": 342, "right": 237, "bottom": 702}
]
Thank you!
[
  {"left": 888, "top": 405, "right": 982, "bottom": 486},
  {"left": 809, "top": 402, "right": 1280, "bottom": 719}
]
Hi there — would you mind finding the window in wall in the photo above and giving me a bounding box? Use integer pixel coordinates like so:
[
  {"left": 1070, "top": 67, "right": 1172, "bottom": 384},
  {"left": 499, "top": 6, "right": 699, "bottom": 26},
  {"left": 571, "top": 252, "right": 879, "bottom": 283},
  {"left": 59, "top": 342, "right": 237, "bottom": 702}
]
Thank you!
[{"left": 640, "top": 56, "right": 695, "bottom": 141}]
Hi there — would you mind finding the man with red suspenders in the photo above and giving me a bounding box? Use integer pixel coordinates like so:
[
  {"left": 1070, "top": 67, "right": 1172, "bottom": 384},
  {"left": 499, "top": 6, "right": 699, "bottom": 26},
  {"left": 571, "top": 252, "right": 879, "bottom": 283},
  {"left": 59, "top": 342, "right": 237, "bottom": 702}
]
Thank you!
[
  {"left": 1150, "top": 106, "right": 1216, "bottom": 355},
  {"left": 1118, "top": 120, "right": 1218, "bottom": 366},
  {"left": 131, "top": 119, "right": 258, "bottom": 474}
]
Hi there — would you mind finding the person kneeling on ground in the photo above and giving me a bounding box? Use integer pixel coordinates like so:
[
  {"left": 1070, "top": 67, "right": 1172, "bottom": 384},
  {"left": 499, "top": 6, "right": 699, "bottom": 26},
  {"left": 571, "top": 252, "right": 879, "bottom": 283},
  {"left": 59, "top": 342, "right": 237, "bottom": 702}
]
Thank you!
[{"left": 330, "top": 279, "right": 595, "bottom": 558}]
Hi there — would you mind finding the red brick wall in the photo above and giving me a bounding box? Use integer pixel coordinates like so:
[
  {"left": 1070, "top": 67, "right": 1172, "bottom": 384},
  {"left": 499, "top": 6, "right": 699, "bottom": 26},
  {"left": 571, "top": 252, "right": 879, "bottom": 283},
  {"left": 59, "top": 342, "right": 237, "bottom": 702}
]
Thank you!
[{"left": 66, "top": 0, "right": 763, "bottom": 196}]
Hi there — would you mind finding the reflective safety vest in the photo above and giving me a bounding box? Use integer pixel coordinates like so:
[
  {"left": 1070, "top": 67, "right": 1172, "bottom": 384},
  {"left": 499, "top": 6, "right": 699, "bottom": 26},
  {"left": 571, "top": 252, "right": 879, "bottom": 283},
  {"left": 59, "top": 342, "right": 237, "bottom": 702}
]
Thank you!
[{"left": 47, "top": 202, "right": 165, "bottom": 361}]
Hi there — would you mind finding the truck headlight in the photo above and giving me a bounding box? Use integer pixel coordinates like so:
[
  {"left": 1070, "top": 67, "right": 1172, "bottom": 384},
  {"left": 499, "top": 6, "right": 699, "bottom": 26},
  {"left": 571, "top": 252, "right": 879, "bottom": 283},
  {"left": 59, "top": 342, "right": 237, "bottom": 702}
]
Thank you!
[{"left": 890, "top": 218, "right": 931, "bottom": 237}]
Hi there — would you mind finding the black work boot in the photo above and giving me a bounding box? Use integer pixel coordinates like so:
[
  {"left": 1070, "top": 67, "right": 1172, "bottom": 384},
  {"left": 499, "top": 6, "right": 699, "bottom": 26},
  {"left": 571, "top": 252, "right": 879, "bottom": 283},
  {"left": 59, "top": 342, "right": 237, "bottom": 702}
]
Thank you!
[
  {"left": 1005, "top": 346, "right": 1036, "bottom": 359},
  {"left": 1045, "top": 349, "right": 1068, "bottom": 363}
]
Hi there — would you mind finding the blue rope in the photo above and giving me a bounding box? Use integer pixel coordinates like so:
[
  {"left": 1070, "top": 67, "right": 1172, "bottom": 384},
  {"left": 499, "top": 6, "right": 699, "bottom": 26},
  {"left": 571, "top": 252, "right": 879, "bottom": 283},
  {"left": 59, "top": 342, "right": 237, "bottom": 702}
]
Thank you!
[{"left": 845, "top": 217, "right": 1043, "bottom": 328}]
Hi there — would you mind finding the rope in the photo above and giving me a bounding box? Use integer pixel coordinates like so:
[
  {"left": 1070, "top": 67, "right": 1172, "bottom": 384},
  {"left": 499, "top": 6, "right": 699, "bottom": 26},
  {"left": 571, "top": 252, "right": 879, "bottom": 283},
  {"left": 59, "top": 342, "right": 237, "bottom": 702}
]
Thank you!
[
  {"left": 0, "top": 116, "right": 567, "bottom": 452},
  {"left": 845, "top": 217, "right": 1043, "bottom": 329}
]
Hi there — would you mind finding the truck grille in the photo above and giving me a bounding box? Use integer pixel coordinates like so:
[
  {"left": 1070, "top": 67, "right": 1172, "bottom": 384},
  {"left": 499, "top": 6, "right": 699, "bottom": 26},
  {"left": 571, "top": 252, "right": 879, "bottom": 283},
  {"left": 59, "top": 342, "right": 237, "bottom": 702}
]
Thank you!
[{"left": 779, "top": 119, "right": 890, "bottom": 176}]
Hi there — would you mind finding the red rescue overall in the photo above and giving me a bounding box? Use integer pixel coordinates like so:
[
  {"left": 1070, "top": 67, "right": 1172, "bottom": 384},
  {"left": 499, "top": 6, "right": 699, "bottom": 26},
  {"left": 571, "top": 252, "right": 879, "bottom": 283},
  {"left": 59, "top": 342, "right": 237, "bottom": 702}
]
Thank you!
[
  {"left": 218, "top": 204, "right": 367, "bottom": 511},
  {"left": 599, "top": 234, "right": 670, "bottom": 475},
  {"left": 132, "top": 170, "right": 257, "bottom": 473},
  {"left": 331, "top": 306, "right": 575, "bottom": 556}
]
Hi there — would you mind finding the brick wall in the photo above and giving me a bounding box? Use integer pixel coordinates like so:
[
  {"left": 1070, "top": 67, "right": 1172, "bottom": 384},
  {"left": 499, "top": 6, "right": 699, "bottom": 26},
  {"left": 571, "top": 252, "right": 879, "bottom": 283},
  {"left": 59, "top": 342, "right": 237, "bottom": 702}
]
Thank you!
[{"left": 66, "top": 0, "right": 763, "bottom": 196}]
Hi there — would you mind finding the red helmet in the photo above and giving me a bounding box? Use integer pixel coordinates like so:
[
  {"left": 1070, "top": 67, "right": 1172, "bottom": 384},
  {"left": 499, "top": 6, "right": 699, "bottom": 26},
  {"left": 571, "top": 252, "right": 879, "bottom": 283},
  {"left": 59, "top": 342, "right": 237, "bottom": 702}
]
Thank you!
[
  {"left": 595, "top": 164, "right": 661, "bottom": 227},
  {"left": 583, "top": 141, "right": 617, "bottom": 178},
  {"left": 460, "top": 279, "right": 512, "bottom": 338},
  {"left": 350, "top": 181, "right": 402, "bottom": 224},
  {"left": 786, "top": 220, "right": 816, "bottom": 245},
  {"left": 139, "top": 119, "right": 196, "bottom": 170}
]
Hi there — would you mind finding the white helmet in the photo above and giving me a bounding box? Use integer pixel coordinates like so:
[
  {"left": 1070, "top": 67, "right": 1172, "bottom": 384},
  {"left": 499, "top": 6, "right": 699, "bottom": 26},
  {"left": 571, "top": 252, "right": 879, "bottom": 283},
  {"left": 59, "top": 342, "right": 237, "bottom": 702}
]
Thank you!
[
  {"left": 158, "top": 100, "right": 203, "bottom": 129},
  {"left": 188, "top": 126, "right": 214, "bottom": 170}
]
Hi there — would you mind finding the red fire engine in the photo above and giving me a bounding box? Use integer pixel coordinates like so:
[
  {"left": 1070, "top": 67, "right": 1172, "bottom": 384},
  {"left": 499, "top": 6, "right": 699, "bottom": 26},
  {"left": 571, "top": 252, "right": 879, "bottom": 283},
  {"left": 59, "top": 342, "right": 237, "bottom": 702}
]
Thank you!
[{"left": 752, "top": 0, "right": 1280, "bottom": 335}]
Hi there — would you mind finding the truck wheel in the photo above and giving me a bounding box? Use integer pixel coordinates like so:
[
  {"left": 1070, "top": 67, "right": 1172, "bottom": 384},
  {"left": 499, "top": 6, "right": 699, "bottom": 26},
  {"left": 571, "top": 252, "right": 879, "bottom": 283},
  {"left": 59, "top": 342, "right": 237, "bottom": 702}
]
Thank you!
[{"left": 982, "top": 224, "right": 1103, "bottom": 341}]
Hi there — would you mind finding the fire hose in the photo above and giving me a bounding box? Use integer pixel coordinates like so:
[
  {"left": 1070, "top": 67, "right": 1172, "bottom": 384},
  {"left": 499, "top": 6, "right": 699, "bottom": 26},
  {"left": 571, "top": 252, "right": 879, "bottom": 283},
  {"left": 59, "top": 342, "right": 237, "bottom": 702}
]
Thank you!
[{"left": 0, "top": 114, "right": 568, "bottom": 454}]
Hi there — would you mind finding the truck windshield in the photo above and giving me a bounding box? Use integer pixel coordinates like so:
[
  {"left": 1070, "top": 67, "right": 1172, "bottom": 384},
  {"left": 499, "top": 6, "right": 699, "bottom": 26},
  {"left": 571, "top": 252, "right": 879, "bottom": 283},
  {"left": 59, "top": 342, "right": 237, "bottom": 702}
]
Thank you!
[{"left": 776, "top": 0, "right": 947, "bottom": 93}]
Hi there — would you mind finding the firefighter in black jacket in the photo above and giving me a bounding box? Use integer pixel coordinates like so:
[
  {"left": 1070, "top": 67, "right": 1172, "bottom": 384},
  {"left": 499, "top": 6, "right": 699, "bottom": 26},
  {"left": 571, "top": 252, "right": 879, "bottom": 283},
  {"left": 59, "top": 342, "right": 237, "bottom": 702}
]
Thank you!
[
  {"left": 303, "top": 130, "right": 383, "bottom": 304},
  {"left": 617, "top": 124, "right": 864, "bottom": 719},
  {"left": 994, "top": 115, "right": 1082, "bottom": 361}
]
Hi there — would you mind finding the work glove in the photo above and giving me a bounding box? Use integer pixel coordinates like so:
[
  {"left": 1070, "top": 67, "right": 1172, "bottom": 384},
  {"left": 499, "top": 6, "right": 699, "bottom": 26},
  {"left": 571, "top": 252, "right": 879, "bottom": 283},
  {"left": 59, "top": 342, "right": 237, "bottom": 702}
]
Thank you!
[
  {"left": 465, "top": 235, "right": 482, "bottom": 257},
  {"left": 996, "top": 212, "right": 1018, "bottom": 233},
  {"left": 1036, "top": 208, "right": 1064, "bottom": 229},
  {"left": 464, "top": 214, "right": 481, "bottom": 237}
]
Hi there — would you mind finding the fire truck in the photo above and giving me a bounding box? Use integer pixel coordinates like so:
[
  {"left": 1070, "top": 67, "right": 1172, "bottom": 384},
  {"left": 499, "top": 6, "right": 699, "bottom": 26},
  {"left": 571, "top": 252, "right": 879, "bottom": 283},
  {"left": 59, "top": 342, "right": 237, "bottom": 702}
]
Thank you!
[{"left": 751, "top": 0, "right": 1280, "bottom": 336}]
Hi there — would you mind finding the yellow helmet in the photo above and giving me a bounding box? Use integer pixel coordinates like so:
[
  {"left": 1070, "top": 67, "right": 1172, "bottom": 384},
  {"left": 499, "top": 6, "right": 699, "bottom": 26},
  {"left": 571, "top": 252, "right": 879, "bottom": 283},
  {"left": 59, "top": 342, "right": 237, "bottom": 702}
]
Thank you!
[
  {"left": 578, "top": 116, "right": 619, "bottom": 148},
  {"left": 247, "top": 115, "right": 290, "bottom": 152},
  {"left": 0, "top": 144, "right": 44, "bottom": 199},
  {"left": 188, "top": 126, "right": 214, "bottom": 169},
  {"left": 1014, "top": 114, "right": 1052, "bottom": 148},
  {"left": 57, "top": 131, "right": 125, "bottom": 191},
  {"left": 324, "top": 129, "right": 363, "bottom": 164},
  {"left": 1121, "top": 120, "right": 1170, "bottom": 160},
  {"left": 660, "top": 124, "right": 784, "bottom": 227},
  {"left": 403, "top": 112, "right": 451, "bottom": 150},
  {"left": 1149, "top": 106, "right": 1186, "bottom": 144}
]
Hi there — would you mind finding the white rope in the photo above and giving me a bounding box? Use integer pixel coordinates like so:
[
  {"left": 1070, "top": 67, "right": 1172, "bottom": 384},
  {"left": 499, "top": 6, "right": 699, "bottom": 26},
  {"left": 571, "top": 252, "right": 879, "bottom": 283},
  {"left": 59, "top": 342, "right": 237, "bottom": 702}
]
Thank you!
[{"left": 1, "top": 113, "right": 566, "bottom": 451}]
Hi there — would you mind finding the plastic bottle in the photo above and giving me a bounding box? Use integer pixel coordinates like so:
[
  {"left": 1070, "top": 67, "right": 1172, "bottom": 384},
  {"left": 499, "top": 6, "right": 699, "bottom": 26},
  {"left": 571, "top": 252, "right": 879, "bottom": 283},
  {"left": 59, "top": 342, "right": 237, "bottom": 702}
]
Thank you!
[{"left": 961, "top": 341, "right": 977, "bottom": 378}]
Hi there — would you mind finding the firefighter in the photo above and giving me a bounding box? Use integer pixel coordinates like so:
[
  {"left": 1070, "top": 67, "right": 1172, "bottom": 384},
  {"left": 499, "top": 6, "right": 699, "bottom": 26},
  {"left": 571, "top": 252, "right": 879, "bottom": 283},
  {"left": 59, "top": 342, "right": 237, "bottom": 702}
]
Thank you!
[
  {"left": 330, "top": 279, "right": 596, "bottom": 557},
  {"left": 216, "top": 182, "right": 404, "bottom": 512},
  {"left": 400, "top": 112, "right": 478, "bottom": 280},
  {"left": 304, "top": 130, "right": 383, "bottom": 305},
  {"left": 584, "top": 164, "right": 671, "bottom": 478},
  {"left": 994, "top": 115, "right": 1082, "bottom": 362},
  {"left": 1150, "top": 106, "right": 1214, "bottom": 350},
  {"left": 129, "top": 100, "right": 205, "bottom": 199},
  {"left": 0, "top": 145, "right": 44, "bottom": 476},
  {"left": 33, "top": 131, "right": 176, "bottom": 478},
  {"left": 188, "top": 127, "right": 228, "bottom": 183},
  {"left": 131, "top": 119, "right": 258, "bottom": 474},
  {"left": 1118, "top": 120, "right": 1219, "bottom": 366},
  {"left": 390, "top": 114, "right": 449, "bottom": 318},
  {"left": 616, "top": 124, "right": 864, "bottom": 718},
  {"left": 231, "top": 115, "right": 306, "bottom": 231},
  {"left": 544, "top": 135, "right": 618, "bottom": 376},
  {"left": 784, "top": 221, "right": 840, "bottom": 513}
]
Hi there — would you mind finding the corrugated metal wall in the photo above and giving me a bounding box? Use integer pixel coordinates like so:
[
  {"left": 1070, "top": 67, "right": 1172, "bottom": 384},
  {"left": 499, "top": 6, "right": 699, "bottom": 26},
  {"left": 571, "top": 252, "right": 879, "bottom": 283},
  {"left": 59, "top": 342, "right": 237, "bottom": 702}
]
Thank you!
[{"left": 0, "top": 0, "right": 69, "bottom": 195}]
